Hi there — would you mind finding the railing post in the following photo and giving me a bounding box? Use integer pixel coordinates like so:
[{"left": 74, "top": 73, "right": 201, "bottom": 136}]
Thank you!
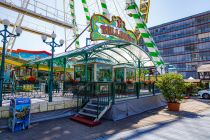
[
  {"left": 149, "top": 83, "right": 151, "bottom": 92},
  {"left": 84, "top": 82, "right": 87, "bottom": 102},
  {"left": 111, "top": 82, "right": 115, "bottom": 104},
  {"left": 77, "top": 92, "right": 79, "bottom": 112},
  {"left": 62, "top": 58, "right": 66, "bottom": 96},
  {"left": 136, "top": 82, "right": 139, "bottom": 99},
  {"left": 97, "top": 92, "right": 99, "bottom": 118},
  {"left": 152, "top": 83, "right": 155, "bottom": 95}
]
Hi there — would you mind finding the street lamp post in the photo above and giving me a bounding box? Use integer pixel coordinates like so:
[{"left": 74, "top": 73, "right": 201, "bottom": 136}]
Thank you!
[
  {"left": 41, "top": 32, "right": 64, "bottom": 102},
  {"left": 0, "top": 19, "right": 22, "bottom": 106}
]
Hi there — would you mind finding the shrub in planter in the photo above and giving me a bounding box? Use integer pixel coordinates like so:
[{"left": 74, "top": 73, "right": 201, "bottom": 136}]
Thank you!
[{"left": 155, "top": 73, "right": 186, "bottom": 111}]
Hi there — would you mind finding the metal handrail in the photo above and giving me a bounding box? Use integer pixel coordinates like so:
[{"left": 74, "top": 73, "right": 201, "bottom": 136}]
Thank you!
[{"left": 2, "top": 0, "right": 72, "bottom": 24}]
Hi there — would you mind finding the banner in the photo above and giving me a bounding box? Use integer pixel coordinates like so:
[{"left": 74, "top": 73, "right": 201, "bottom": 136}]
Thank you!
[{"left": 90, "top": 14, "right": 137, "bottom": 44}]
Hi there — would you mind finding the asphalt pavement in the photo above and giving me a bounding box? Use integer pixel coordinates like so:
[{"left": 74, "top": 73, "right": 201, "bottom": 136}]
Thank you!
[
  {"left": 0, "top": 98, "right": 210, "bottom": 140},
  {"left": 96, "top": 109, "right": 210, "bottom": 140}
]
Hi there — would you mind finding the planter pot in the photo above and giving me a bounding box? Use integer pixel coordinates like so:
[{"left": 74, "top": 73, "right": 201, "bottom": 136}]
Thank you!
[{"left": 167, "top": 102, "right": 180, "bottom": 111}]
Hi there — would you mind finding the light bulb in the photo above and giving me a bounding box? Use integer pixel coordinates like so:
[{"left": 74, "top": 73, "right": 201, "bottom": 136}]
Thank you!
[
  {"left": 41, "top": 34, "right": 47, "bottom": 41},
  {"left": 2, "top": 19, "right": 10, "bottom": 26},
  {"left": 59, "top": 39, "right": 64, "bottom": 45},
  {"left": 15, "top": 27, "right": 22, "bottom": 35}
]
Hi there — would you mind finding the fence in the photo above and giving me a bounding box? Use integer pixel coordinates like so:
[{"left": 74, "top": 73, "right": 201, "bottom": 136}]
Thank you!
[{"left": 2, "top": 81, "right": 159, "bottom": 106}]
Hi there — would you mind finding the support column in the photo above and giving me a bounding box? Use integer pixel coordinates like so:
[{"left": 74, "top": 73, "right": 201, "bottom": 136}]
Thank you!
[
  {"left": 94, "top": 63, "right": 97, "bottom": 82},
  {"left": 63, "top": 58, "right": 66, "bottom": 95},
  {"left": 63, "top": 58, "right": 67, "bottom": 81},
  {"left": 155, "top": 68, "right": 158, "bottom": 81},
  {"left": 148, "top": 69, "right": 151, "bottom": 92},
  {"left": 138, "top": 60, "right": 141, "bottom": 83},
  {"left": 49, "top": 45, "right": 55, "bottom": 102},
  {"left": 85, "top": 53, "right": 88, "bottom": 82},
  {"left": 137, "top": 60, "right": 141, "bottom": 98},
  {"left": 36, "top": 63, "right": 39, "bottom": 78},
  {"left": 111, "top": 82, "right": 115, "bottom": 104},
  {"left": 124, "top": 67, "right": 127, "bottom": 82},
  {"left": 47, "top": 60, "right": 50, "bottom": 95},
  {"left": 112, "top": 67, "right": 115, "bottom": 82},
  {"left": 0, "top": 29, "right": 7, "bottom": 106}
]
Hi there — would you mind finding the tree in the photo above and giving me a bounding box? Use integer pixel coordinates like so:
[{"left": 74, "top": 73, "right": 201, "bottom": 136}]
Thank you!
[{"left": 155, "top": 73, "right": 186, "bottom": 103}]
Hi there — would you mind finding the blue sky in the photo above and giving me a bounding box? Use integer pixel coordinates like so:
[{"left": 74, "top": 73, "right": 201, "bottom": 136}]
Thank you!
[
  {"left": 147, "top": 0, "right": 210, "bottom": 27},
  {"left": 0, "top": 0, "right": 210, "bottom": 54}
]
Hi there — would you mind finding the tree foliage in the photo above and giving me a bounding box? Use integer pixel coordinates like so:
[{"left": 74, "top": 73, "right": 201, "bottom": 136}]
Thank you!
[{"left": 155, "top": 73, "right": 186, "bottom": 103}]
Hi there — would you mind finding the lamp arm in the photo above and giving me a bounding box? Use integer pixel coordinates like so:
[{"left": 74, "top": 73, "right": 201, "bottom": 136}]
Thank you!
[
  {"left": 54, "top": 42, "right": 60, "bottom": 47},
  {"left": 7, "top": 34, "right": 17, "bottom": 38},
  {"left": 44, "top": 41, "right": 52, "bottom": 45},
  {"left": 59, "top": 44, "right": 63, "bottom": 47},
  {"left": 6, "top": 30, "right": 13, "bottom": 35}
]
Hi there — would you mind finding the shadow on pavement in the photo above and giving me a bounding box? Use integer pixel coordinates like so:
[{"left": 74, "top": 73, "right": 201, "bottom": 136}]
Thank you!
[
  {"left": 163, "top": 110, "right": 205, "bottom": 118},
  {"left": 95, "top": 119, "right": 179, "bottom": 140}
]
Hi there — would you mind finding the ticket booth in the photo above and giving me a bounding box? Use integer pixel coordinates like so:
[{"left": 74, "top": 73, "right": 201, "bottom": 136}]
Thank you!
[
  {"left": 113, "top": 64, "right": 136, "bottom": 83},
  {"left": 74, "top": 57, "right": 113, "bottom": 82}
]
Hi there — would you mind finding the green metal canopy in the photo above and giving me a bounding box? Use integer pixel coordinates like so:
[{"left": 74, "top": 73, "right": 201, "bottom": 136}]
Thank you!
[{"left": 30, "top": 40, "right": 156, "bottom": 68}]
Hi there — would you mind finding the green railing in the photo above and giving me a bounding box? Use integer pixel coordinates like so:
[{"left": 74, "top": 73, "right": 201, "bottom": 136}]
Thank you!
[
  {"left": 75, "top": 81, "right": 158, "bottom": 113},
  {"left": 75, "top": 82, "right": 95, "bottom": 111},
  {"left": 115, "top": 82, "right": 137, "bottom": 99},
  {"left": 95, "top": 82, "right": 112, "bottom": 118},
  {"left": 75, "top": 82, "right": 113, "bottom": 114}
]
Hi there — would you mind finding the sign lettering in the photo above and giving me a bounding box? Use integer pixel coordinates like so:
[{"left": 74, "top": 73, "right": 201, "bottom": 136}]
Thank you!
[{"left": 90, "top": 14, "right": 137, "bottom": 44}]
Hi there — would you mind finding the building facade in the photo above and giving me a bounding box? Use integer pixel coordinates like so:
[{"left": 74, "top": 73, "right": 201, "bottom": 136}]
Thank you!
[{"left": 148, "top": 11, "right": 210, "bottom": 78}]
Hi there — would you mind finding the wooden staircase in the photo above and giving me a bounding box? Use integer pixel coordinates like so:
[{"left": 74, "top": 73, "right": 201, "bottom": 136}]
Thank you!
[{"left": 71, "top": 98, "right": 112, "bottom": 127}]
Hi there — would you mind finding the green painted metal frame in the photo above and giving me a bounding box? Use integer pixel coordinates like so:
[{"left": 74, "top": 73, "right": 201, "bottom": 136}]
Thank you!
[
  {"left": 106, "top": 48, "right": 130, "bottom": 63},
  {"left": 30, "top": 40, "right": 156, "bottom": 71},
  {"left": 90, "top": 51, "right": 120, "bottom": 63}
]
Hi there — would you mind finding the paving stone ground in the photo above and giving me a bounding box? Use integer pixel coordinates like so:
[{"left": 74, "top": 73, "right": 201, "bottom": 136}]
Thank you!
[{"left": 0, "top": 98, "right": 210, "bottom": 140}]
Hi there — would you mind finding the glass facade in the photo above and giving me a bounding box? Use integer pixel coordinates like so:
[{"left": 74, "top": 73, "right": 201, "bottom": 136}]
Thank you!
[
  {"left": 115, "top": 68, "right": 124, "bottom": 82},
  {"left": 126, "top": 68, "right": 136, "bottom": 81},
  {"left": 148, "top": 11, "right": 210, "bottom": 78},
  {"left": 74, "top": 65, "right": 94, "bottom": 82},
  {"left": 96, "top": 64, "right": 112, "bottom": 82}
]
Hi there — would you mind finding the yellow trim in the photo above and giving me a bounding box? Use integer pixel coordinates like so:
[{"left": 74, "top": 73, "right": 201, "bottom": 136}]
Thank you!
[
  {"left": 0, "top": 55, "right": 73, "bottom": 72},
  {"left": 140, "top": 0, "right": 150, "bottom": 23},
  {"left": 38, "top": 66, "right": 73, "bottom": 72},
  {"left": 3, "top": 59, "right": 24, "bottom": 66}
]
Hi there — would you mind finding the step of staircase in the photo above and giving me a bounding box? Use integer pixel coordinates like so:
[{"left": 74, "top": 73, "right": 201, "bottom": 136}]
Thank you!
[
  {"left": 71, "top": 98, "right": 111, "bottom": 126},
  {"left": 70, "top": 115, "right": 101, "bottom": 127},
  {"left": 79, "top": 111, "right": 97, "bottom": 118},
  {"left": 87, "top": 103, "right": 104, "bottom": 108},
  {"left": 83, "top": 107, "right": 98, "bottom": 112}
]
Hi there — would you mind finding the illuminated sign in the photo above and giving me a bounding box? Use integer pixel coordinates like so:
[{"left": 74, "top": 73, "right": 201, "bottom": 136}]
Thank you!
[{"left": 90, "top": 14, "right": 137, "bottom": 44}]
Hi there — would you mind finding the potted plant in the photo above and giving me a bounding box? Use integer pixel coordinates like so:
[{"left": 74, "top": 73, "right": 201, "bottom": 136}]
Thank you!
[{"left": 155, "top": 73, "right": 186, "bottom": 111}]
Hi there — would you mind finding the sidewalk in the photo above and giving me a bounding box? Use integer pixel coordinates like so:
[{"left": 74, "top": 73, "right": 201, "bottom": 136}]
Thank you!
[
  {"left": 96, "top": 100, "right": 210, "bottom": 140},
  {"left": 0, "top": 98, "right": 209, "bottom": 140}
]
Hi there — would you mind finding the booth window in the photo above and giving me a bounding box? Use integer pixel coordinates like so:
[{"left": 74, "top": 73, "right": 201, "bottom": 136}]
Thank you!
[
  {"left": 97, "top": 64, "right": 112, "bottom": 82},
  {"left": 74, "top": 65, "right": 85, "bottom": 81},
  {"left": 126, "top": 68, "right": 136, "bottom": 82},
  {"left": 115, "top": 68, "right": 124, "bottom": 82}
]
